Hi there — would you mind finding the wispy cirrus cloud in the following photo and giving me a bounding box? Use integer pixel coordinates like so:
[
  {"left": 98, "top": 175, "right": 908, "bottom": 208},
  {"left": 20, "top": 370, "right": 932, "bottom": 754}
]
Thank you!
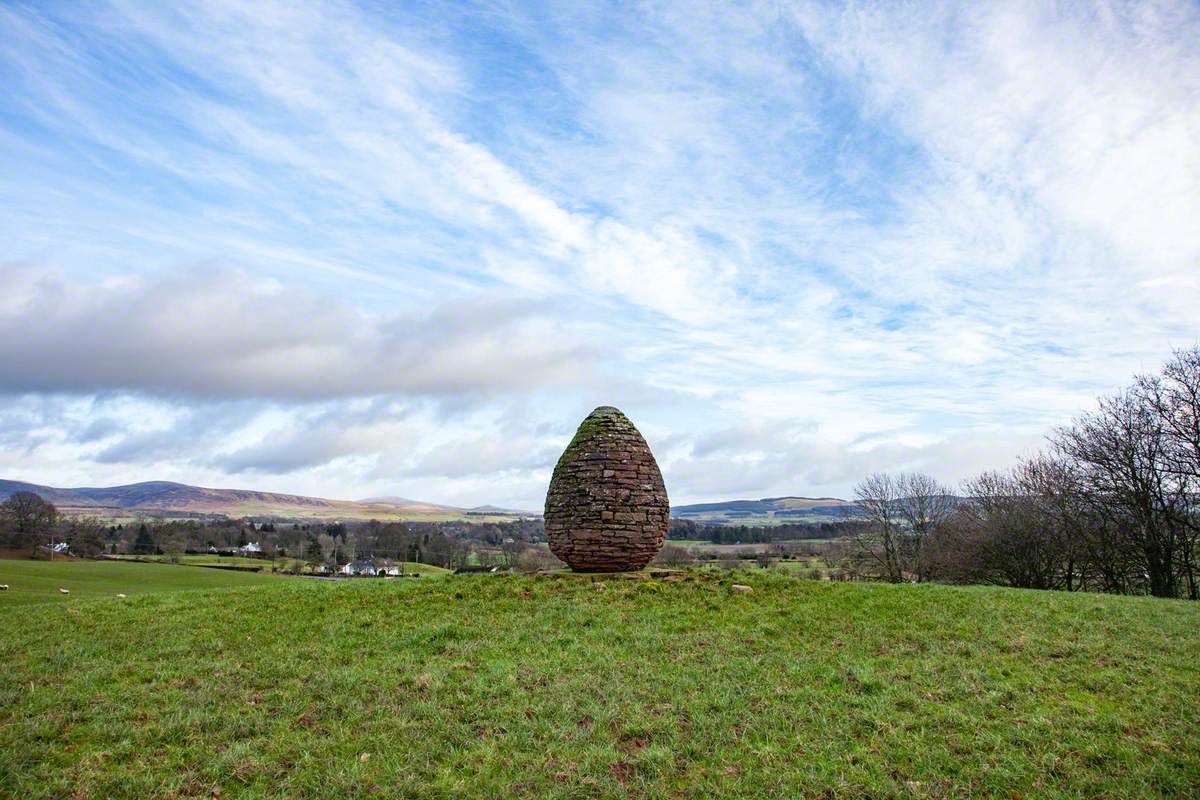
[{"left": 0, "top": 0, "right": 1197, "bottom": 507}]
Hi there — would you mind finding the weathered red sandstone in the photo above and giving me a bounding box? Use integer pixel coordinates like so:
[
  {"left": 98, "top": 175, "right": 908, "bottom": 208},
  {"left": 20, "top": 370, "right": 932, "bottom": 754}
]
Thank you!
[{"left": 544, "top": 406, "right": 669, "bottom": 572}]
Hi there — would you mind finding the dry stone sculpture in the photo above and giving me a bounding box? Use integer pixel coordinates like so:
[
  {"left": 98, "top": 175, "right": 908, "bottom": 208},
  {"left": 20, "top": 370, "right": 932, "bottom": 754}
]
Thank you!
[{"left": 544, "top": 406, "right": 669, "bottom": 571}]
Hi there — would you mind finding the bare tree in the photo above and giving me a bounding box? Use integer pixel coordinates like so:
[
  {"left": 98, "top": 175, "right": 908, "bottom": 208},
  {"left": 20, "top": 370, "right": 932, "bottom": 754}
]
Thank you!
[
  {"left": 160, "top": 529, "right": 186, "bottom": 564},
  {"left": 653, "top": 543, "right": 696, "bottom": 568},
  {"left": 1053, "top": 383, "right": 1189, "bottom": 598},
  {"left": 1, "top": 492, "right": 59, "bottom": 558},
  {"left": 1155, "top": 346, "right": 1200, "bottom": 482},
  {"left": 1017, "top": 455, "right": 1090, "bottom": 591},
  {"left": 958, "top": 469, "right": 1064, "bottom": 589},
  {"left": 851, "top": 473, "right": 905, "bottom": 582},
  {"left": 62, "top": 517, "right": 107, "bottom": 558},
  {"left": 304, "top": 539, "right": 325, "bottom": 573},
  {"left": 850, "top": 472, "right": 954, "bottom": 582},
  {"left": 845, "top": 347, "right": 1200, "bottom": 598},
  {"left": 894, "top": 473, "right": 956, "bottom": 582},
  {"left": 1142, "top": 346, "right": 1200, "bottom": 598},
  {"left": 921, "top": 509, "right": 989, "bottom": 585}
]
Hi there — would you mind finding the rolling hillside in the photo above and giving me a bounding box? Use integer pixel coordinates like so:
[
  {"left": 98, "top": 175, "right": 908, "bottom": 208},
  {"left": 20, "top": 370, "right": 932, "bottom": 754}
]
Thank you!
[
  {"left": 0, "top": 479, "right": 866, "bottom": 525},
  {"left": 1, "top": 573, "right": 1196, "bottom": 798},
  {"left": 671, "top": 495, "right": 863, "bottom": 524},
  {"left": 0, "top": 479, "right": 535, "bottom": 522}
]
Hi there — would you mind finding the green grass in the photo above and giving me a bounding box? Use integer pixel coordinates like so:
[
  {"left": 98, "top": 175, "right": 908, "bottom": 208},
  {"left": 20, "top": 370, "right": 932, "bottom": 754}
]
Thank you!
[
  {"left": 105, "top": 554, "right": 452, "bottom": 576},
  {"left": 108, "top": 554, "right": 272, "bottom": 569},
  {"left": 396, "top": 562, "right": 452, "bottom": 577},
  {"left": 1, "top": 572, "right": 1197, "bottom": 798},
  {"left": 178, "top": 555, "right": 270, "bottom": 568},
  {"left": 0, "top": 559, "right": 281, "bottom": 607},
  {"left": 773, "top": 558, "right": 836, "bottom": 573}
]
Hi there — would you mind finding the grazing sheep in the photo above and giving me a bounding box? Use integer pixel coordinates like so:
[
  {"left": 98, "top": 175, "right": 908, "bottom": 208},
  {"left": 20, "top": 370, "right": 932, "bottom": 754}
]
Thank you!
[
  {"left": 116, "top": 593, "right": 127, "bottom": 598},
  {"left": 59, "top": 588, "right": 70, "bottom": 594},
  {"left": 0, "top": 584, "right": 8, "bottom": 590}
]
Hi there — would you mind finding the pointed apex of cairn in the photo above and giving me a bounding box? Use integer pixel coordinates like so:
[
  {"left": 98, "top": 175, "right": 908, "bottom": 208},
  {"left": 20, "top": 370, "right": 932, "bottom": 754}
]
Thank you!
[{"left": 544, "top": 406, "right": 669, "bottom": 572}]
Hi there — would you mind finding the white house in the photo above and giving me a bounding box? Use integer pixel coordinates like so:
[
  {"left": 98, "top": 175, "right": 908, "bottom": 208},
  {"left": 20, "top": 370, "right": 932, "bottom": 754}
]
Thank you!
[
  {"left": 238, "top": 542, "right": 263, "bottom": 555},
  {"left": 340, "top": 558, "right": 378, "bottom": 576}
]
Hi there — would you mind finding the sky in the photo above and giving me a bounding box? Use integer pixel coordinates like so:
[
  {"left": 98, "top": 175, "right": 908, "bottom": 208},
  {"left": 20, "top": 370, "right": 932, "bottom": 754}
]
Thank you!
[{"left": 1, "top": 0, "right": 1198, "bottom": 510}]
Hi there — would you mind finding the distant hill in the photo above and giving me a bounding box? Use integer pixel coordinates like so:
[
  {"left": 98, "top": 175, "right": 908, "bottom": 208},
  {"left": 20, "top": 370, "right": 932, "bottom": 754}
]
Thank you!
[
  {"left": 0, "top": 479, "right": 536, "bottom": 522},
  {"left": 466, "top": 504, "right": 536, "bottom": 514},
  {"left": 671, "top": 496, "right": 863, "bottom": 524},
  {"left": 354, "top": 496, "right": 463, "bottom": 512}
]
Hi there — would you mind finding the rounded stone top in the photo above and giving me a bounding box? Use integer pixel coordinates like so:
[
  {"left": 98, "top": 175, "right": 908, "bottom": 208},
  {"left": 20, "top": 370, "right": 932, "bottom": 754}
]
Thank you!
[{"left": 544, "top": 405, "right": 669, "bottom": 572}]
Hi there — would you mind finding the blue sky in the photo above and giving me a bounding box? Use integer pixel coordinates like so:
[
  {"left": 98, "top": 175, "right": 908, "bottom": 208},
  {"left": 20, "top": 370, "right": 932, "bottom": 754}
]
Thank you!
[{"left": 1, "top": 0, "right": 1198, "bottom": 509}]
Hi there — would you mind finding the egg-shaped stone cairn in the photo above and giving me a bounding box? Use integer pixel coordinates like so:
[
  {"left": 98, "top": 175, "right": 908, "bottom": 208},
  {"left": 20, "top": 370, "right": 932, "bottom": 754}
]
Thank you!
[{"left": 544, "top": 406, "right": 669, "bottom": 571}]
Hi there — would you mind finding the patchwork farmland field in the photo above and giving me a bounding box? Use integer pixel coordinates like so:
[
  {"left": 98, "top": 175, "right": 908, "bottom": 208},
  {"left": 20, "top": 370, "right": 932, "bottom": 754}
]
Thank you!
[{"left": 1, "top": 571, "right": 1197, "bottom": 798}]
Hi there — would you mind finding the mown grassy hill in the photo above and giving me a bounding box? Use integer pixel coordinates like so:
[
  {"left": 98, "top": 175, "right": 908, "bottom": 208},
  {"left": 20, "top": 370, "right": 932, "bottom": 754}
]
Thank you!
[
  {"left": 0, "top": 559, "right": 281, "bottom": 607},
  {"left": 1, "top": 572, "right": 1197, "bottom": 798}
]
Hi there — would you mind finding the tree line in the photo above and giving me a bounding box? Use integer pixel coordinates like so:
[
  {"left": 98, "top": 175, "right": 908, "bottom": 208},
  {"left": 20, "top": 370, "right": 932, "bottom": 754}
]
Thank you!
[
  {"left": 847, "top": 346, "right": 1200, "bottom": 599},
  {"left": 0, "top": 504, "right": 546, "bottom": 572},
  {"left": 668, "top": 517, "right": 872, "bottom": 544}
]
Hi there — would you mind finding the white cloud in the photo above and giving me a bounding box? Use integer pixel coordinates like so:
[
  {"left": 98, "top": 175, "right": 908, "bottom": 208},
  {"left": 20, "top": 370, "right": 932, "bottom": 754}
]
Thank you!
[
  {"left": 0, "top": 264, "right": 598, "bottom": 400},
  {"left": 0, "top": 1, "right": 1196, "bottom": 507}
]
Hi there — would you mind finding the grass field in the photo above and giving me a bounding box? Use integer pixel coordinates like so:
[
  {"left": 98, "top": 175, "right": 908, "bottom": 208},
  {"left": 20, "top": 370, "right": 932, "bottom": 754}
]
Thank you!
[
  {"left": 1, "top": 572, "right": 1197, "bottom": 798},
  {"left": 108, "top": 554, "right": 273, "bottom": 569},
  {"left": 390, "top": 562, "right": 452, "bottom": 577},
  {"left": 772, "top": 558, "right": 832, "bottom": 572},
  {"left": 0, "top": 559, "right": 281, "bottom": 607},
  {"left": 104, "top": 554, "right": 453, "bottom": 577}
]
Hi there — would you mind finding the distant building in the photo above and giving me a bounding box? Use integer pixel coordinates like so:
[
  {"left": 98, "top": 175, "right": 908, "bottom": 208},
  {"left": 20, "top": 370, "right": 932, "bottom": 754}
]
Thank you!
[
  {"left": 338, "top": 558, "right": 413, "bottom": 576},
  {"left": 340, "top": 558, "right": 378, "bottom": 576},
  {"left": 238, "top": 542, "right": 263, "bottom": 555}
]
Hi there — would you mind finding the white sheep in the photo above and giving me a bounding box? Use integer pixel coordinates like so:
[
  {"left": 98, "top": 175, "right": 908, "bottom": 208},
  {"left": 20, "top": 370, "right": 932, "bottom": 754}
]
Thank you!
[
  {"left": 116, "top": 593, "right": 127, "bottom": 598},
  {"left": 0, "top": 584, "right": 8, "bottom": 590},
  {"left": 59, "top": 588, "right": 70, "bottom": 594}
]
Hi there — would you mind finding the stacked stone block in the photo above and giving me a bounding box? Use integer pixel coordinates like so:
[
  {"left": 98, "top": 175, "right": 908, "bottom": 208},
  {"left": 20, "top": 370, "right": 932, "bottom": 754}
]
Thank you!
[{"left": 544, "top": 406, "right": 669, "bottom": 572}]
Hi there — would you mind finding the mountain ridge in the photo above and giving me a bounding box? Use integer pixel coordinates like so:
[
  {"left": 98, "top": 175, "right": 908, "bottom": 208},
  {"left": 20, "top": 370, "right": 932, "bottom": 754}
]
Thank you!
[
  {"left": 0, "top": 479, "right": 533, "bottom": 521},
  {"left": 1, "top": 479, "right": 866, "bottom": 524}
]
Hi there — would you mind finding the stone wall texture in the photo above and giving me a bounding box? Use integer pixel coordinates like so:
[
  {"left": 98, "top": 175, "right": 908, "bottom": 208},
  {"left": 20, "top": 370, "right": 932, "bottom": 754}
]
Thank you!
[{"left": 544, "top": 406, "right": 669, "bottom": 572}]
